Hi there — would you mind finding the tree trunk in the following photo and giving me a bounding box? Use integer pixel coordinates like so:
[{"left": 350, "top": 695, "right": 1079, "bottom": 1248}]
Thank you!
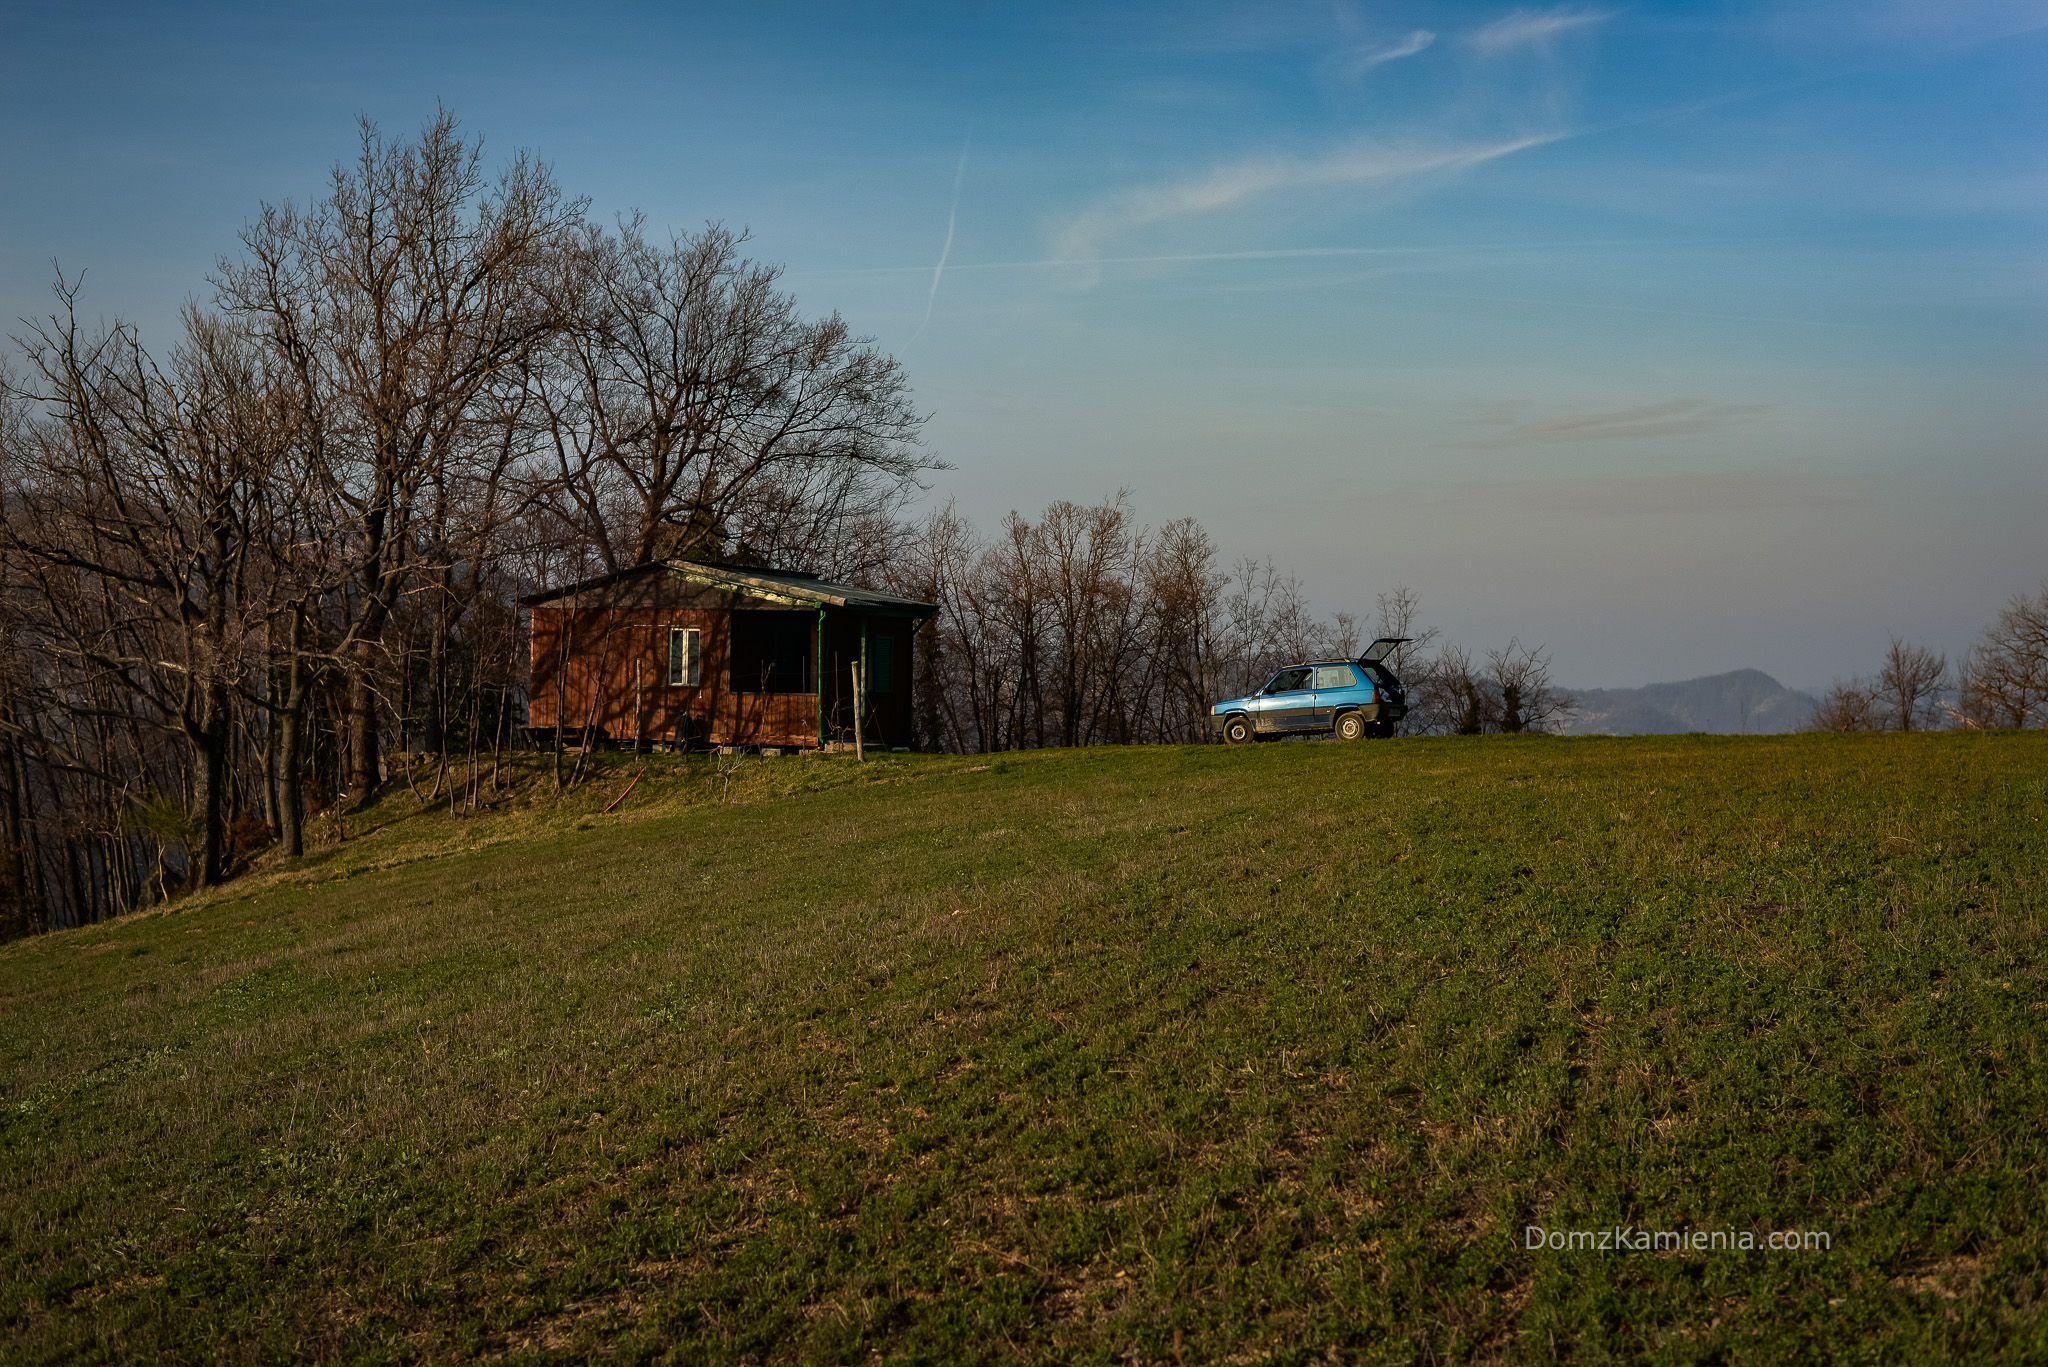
[
  {"left": 189, "top": 687, "right": 230, "bottom": 890},
  {"left": 424, "top": 582, "right": 449, "bottom": 754},
  {"left": 0, "top": 726, "right": 32, "bottom": 938},
  {"left": 346, "top": 641, "right": 382, "bottom": 803},
  {"left": 66, "top": 840, "right": 88, "bottom": 929},
  {"left": 280, "top": 689, "right": 306, "bottom": 857},
  {"left": 276, "top": 704, "right": 304, "bottom": 858}
]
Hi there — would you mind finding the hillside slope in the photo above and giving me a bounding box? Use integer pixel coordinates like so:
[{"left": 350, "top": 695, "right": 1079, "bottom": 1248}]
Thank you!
[
  {"left": 1560, "top": 668, "right": 1817, "bottom": 735},
  {"left": 3, "top": 736, "right": 2045, "bottom": 1364}
]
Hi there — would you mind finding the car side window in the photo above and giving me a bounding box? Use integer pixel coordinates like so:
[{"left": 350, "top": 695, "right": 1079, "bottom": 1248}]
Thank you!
[
  {"left": 1314, "top": 665, "right": 1354, "bottom": 690},
  {"left": 1266, "top": 667, "right": 1312, "bottom": 694}
]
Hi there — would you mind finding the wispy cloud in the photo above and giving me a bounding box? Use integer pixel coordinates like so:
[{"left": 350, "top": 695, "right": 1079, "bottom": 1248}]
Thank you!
[
  {"left": 793, "top": 234, "right": 1846, "bottom": 283},
  {"left": 908, "top": 135, "right": 971, "bottom": 345},
  {"left": 1337, "top": 29, "right": 1436, "bottom": 77},
  {"left": 1485, "top": 398, "right": 1768, "bottom": 445},
  {"left": 1379, "top": 468, "right": 1866, "bottom": 516},
  {"left": 1469, "top": 7, "right": 1615, "bottom": 54},
  {"left": 1053, "top": 134, "right": 1560, "bottom": 263}
]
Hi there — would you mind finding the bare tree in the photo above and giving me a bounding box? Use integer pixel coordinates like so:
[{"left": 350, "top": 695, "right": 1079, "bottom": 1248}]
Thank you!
[
  {"left": 1373, "top": 586, "right": 1438, "bottom": 672},
  {"left": 215, "top": 110, "right": 581, "bottom": 803},
  {"left": 912, "top": 501, "right": 1371, "bottom": 752},
  {"left": 1954, "top": 583, "right": 2048, "bottom": 729},
  {"left": 1430, "top": 642, "right": 1487, "bottom": 735},
  {"left": 1373, "top": 584, "right": 1440, "bottom": 734},
  {"left": 1805, "top": 678, "right": 1881, "bottom": 732},
  {"left": 0, "top": 109, "right": 971, "bottom": 926},
  {"left": 533, "top": 218, "right": 937, "bottom": 577},
  {"left": 1140, "top": 517, "right": 1224, "bottom": 743},
  {"left": 1401, "top": 635, "right": 1570, "bottom": 736},
  {"left": 1216, "top": 557, "right": 1341, "bottom": 702},
  {"left": 897, "top": 501, "right": 981, "bottom": 752},
  {"left": 1264, "top": 573, "right": 1327, "bottom": 674},
  {"left": 1035, "top": 496, "right": 1148, "bottom": 745},
  {"left": 1486, "top": 638, "right": 1573, "bottom": 733},
  {"left": 3, "top": 284, "right": 280, "bottom": 888},
  {"left": 1876, "top": 636, "right": 1946, "bottom": 731}
]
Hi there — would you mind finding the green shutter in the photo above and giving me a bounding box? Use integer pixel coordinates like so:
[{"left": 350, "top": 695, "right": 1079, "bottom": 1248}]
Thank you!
[{"left": 870, "top": 632, "right": 894, "bottom": 692}]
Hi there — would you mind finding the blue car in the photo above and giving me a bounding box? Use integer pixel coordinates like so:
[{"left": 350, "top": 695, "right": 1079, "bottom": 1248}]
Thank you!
[{"left": 1211, "top": 637, "right": 1409, "bottom": 744}]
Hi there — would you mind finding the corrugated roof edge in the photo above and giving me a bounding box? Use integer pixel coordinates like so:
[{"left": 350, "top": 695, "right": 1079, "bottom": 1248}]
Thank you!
[{"left": 518, "top": 559, "right": 936, "bottom": 616}]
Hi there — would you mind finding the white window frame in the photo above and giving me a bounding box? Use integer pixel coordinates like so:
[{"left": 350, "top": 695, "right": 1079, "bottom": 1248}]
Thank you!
[{"left": 668, "top": 626, "right": 700, "bottom": 687}]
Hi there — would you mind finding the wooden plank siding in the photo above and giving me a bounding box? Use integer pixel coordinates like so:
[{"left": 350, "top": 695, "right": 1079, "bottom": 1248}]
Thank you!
[{"left": 525, "top": 567, "right": 921, "bottom": 751}]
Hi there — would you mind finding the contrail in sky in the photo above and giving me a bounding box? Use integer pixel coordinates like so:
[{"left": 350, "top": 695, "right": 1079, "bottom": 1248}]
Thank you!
[{"left": 909, "top": 134, "right": 971, "bottom": 344}]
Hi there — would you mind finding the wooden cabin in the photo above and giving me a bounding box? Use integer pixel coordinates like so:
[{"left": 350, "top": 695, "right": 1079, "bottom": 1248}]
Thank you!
[{"left": 521, "top": 560, "right": 937, "bottom": 752}]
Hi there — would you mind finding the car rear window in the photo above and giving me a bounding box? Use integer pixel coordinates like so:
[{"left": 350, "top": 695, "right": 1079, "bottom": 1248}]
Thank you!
[{"left": 1314, "top": 665, "right": 1356, "bottom": 689}]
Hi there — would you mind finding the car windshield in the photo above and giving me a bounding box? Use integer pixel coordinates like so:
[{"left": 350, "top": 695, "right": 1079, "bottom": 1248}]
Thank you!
[
  {"left": 1265, "top": 667, "right": 1312, "bottom": 694},
  {"left": 1314, "top": 665, "right": 1355, "bottom": 689}
]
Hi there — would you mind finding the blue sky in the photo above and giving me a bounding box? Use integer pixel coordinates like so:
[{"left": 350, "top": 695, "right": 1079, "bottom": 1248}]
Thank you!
[{"left": 3, "top": 0, "right": 2043, "bottom": 687}]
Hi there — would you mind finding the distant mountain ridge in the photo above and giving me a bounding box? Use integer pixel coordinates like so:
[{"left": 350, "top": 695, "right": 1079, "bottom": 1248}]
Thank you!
[{"left": 1559, "top": 669, "right": 1816, "bottom": 736}]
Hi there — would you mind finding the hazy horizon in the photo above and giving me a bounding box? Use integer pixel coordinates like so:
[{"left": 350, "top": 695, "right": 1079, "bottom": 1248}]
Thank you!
[{"left": 4, "top": 0, "right": 2042, "bottom": 689}]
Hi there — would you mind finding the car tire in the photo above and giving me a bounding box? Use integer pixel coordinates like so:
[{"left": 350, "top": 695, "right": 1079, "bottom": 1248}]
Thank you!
[
  {"left": 1222, "top": 714, "right": 1255, "bottom": 745},
  {"left": 1334, "top": 711, "right": 1366, "bottom": 742},
  {"left": 1370, "top": 720, "right": 1395, "bottom": 739}
]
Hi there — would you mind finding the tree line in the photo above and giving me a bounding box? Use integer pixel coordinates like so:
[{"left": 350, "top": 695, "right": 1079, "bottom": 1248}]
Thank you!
[
  {"left": 1805, "top": 585, "right": 2048, "bottom": 732},
  {"left": 0, "top": 113, "right": 1572, "bottom": 937},
  {"left": 0, "top": 113, "right": 936, "bottom": 934},
  {"left": 880, "top": 497, "right": 1571, "bottom": 753}
]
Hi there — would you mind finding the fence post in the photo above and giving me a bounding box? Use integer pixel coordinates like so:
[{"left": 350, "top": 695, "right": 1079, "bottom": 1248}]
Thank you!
[{"left": 851, "top": 660, "right": 864, "bottom": 762}]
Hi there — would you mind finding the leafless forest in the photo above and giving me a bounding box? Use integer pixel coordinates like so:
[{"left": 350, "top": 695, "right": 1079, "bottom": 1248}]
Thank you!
[
  {"left": 0, "top": 114, "right": 932, "bottom": 931},
  {"left": 1802, "top": 599, "right": 2048, "bottom": 735},
  {"left": 2, "top": 115, "right": 2037, "bottom": 936}
]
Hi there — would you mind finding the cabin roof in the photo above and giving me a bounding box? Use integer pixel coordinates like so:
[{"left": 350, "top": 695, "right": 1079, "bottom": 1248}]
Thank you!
[{"left": 520, "top": 558, "right": 936, "bottom": 616}]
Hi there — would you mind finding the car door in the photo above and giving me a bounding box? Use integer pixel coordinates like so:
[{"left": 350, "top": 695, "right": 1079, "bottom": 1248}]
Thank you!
[
  {"left": 1308, "top": 664, "right": 1358, "bottom": 728},
  {"left": 1245, "top": 670, "right": 1281, "bottom": 730},
  {"left": 1254, "top": 667, "right": 1314, "bottom": 731}
]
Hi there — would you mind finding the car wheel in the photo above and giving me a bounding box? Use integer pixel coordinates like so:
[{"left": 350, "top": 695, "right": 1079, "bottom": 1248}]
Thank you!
[
  {"left": 1335, "top": 711, "right": 1366, "bottom": 742},
  {"left": 1222, "top": 714, "right": 1255, "bottom": 745},
  {"left": 1370, "top": 720, "right": 1395, "bottom": 739}
]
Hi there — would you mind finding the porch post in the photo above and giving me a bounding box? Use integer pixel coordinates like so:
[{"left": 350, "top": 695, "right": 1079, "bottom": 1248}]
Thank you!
[{"left": 816, "top": 608, "right": 827, "bottom": 749}]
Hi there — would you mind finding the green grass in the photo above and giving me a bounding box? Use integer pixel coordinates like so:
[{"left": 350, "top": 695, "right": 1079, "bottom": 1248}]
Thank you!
[{"left": 3, "top": 733, "right": 2046, "bottom": 1364}]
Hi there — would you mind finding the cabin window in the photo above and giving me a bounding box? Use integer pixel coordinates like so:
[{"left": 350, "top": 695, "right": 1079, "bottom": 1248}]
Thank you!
[
  {"left": 868, "top": 631, "right": 895, "bottom": 692},
  {"left": 729, "top": 610, "right": 812, "bottom": 693},
  {"left": 668, "top": 626, "right": 700, "bottom": 687}
]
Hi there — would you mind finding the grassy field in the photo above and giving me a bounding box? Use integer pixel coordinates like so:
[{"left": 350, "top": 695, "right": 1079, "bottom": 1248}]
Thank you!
[{"left": 2, "top": 733, "right": 2045, "bottom": 1364}]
